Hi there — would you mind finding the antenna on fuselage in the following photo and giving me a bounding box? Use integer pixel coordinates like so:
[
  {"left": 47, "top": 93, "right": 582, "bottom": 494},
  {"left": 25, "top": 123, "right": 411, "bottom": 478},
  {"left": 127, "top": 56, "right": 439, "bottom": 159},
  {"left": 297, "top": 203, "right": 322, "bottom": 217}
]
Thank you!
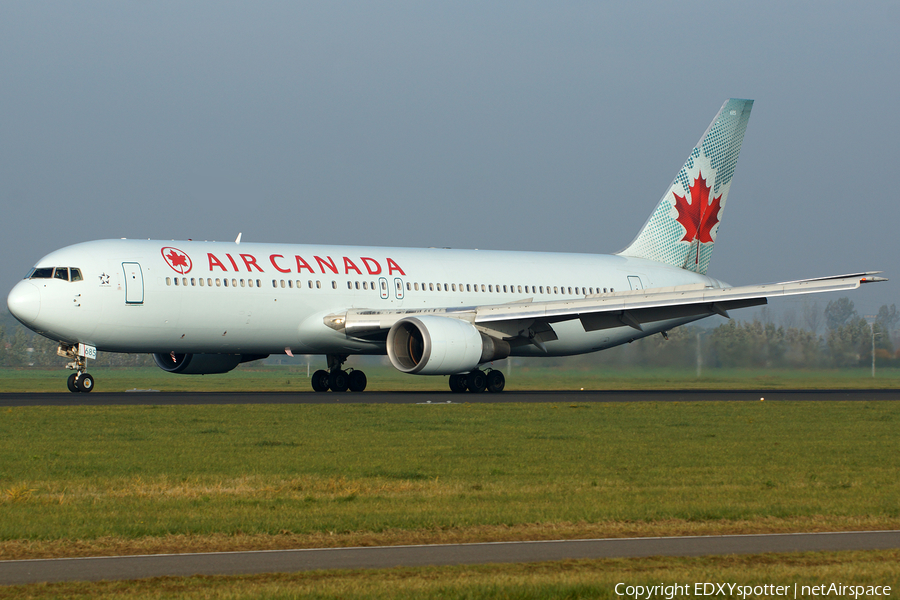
[{"left": 235, "top": 232, "right": 242, "bottom": 245}]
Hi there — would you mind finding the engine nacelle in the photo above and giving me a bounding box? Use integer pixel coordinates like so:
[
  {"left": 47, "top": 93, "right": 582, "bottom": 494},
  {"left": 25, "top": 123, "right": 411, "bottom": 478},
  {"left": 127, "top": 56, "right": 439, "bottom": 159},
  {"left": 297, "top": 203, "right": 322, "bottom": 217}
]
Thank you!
[
  {"left": 386, "top": 316, "right": 510, "bottom": 375},
  {"left": 152, "top": 353, "right": 268, "bottom": 375}
]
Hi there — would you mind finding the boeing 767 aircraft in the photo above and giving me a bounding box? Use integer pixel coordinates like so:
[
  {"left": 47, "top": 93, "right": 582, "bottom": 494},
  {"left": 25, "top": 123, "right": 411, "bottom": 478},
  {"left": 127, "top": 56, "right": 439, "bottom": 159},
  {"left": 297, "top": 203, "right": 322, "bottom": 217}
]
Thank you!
[{"left": 6, "top": 99, "right": 886, "bottom": 393}]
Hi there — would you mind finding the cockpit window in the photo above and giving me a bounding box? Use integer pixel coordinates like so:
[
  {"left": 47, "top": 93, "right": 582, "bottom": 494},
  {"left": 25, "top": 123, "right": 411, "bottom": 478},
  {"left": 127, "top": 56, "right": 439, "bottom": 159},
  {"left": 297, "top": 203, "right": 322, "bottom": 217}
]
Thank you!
[{"left": 28, "top": 266, "right": 82, "bottom": 281}]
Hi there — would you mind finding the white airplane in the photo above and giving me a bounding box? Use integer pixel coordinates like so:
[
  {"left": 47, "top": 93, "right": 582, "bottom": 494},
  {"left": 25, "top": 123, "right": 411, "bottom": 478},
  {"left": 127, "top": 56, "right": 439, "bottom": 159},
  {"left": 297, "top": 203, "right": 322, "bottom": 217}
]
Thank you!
[{"left": 6, "top": 99, "right": 886, "bottom": 393}]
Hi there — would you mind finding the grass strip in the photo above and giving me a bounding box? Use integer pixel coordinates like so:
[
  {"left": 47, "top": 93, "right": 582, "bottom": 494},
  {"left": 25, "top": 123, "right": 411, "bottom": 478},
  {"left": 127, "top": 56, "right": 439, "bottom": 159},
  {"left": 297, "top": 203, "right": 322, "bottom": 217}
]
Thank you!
[{"left": 2, "top": 401, "right": 898, "bottom": 560}]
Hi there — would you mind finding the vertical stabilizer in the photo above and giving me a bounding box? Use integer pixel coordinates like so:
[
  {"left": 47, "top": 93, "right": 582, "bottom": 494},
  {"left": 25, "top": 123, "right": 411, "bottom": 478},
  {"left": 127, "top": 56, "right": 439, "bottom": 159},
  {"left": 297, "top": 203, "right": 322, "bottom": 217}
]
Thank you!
[{"left": 618, "top": 98, "right": 752, "bottom": 274}]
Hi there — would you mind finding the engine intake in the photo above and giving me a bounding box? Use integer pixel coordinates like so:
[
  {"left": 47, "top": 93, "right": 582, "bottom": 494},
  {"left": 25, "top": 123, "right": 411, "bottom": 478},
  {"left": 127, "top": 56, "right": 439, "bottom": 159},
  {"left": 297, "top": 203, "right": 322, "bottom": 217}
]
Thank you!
[{"left": 386, "top": 316, "right": 509, "bottom": 375}]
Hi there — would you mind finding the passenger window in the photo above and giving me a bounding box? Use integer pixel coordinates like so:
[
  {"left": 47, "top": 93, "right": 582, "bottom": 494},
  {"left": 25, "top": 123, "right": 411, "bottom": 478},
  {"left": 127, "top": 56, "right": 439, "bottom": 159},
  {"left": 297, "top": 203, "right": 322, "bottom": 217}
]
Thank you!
[
  {"left": 241, "top": 279, "right": 246, "bottom": 288},
  {"left": 308, "top": 280, "right": 313, "bottom": 288},
  {"left": 280, "top": 280, "right": 285, "bottom": 288},
  {"left": 200, "top": 278, "right": 205, "bottom": 287},
  {"left": 554, "top": 287, "right": 558, "bottom": 294},
  {"left": 316, "top": 281, "right": 321, "bottom": 289},
  {"left": 429, "top": 283, "right": 434, "bottom": 291},
  {"left": 481, "top": 284, "right": 485, "bottom": 292},
  {"left": 54, "top": 267, "right": 69, "bottom": 281},
  {"left": 191, "top": 278, "right": 196, "bottom": 286},
  {"left": 332, "top": 281, "right": 337, "bottom": 289},
  {"left": 406, "top": 282, "right": 411, "bottom": 291},
  {"left": 466, "top": 284, "right": 471, "bottom": 292},
  {"left": 166, "top": 277, "right": 172, "bottom": 286},
  {"left": 70, "top": 268, "right": 83, "bottom": 282},
  {"left": 184, "top": 278, "right": 189, "bottom": 286},
  {"left": 452, "top": 284, "right": 457, "bottom": 292},
  {"left": 207, "top": 278, "right": 212, "bottom": 286},
  {"left": 347, "top": 281, "right": 352, "bottom": 290}
]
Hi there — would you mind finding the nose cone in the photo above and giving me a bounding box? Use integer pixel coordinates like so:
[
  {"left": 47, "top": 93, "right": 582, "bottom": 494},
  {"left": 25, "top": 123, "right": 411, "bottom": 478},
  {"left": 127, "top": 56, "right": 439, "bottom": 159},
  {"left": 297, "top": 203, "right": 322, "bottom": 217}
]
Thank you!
[{"left": 7, "top": 281, "right": 41, "bottom": 325}]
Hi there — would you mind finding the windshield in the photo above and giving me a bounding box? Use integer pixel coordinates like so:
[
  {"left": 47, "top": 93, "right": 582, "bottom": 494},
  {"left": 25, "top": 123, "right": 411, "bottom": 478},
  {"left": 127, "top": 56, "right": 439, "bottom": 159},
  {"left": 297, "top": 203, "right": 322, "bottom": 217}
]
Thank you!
[{"left": 28, "top": 267, "right": 83, "bottom": 281}]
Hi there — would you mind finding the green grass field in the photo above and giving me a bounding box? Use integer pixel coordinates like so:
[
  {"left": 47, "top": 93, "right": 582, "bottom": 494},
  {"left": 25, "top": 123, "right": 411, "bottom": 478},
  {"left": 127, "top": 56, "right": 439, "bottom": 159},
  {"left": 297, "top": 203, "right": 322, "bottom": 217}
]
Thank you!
[
  {"left": 2, "top": 364, "right": 899, "bottom": 392},
  {"left": 2, "top": 401, "right": 898, "bottom": 550}
]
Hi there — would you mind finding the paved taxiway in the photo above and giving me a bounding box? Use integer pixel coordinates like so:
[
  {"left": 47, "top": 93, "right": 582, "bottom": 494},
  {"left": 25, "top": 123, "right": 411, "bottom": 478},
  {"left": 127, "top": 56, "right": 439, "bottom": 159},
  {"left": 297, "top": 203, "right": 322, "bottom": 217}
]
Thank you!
[
  {"left": 2, "top": 389, "right": 899, "bottom": 407},
  {"left": 2, "top": 531, "right": 899, "bottom": 584}
]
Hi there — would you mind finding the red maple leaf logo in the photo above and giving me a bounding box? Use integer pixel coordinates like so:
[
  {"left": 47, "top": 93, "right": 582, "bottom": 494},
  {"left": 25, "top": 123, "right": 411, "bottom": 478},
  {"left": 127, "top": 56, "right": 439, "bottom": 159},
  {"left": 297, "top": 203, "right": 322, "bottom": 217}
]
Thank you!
[
  {"left": 161, "top": 247, "right": 192, "bottom": 274},
  {"left": 167, "top": 250, "right": 187, "bottom": 268},
  {"left": 673, "top": 171, "right": 722, "bottom": 244}
]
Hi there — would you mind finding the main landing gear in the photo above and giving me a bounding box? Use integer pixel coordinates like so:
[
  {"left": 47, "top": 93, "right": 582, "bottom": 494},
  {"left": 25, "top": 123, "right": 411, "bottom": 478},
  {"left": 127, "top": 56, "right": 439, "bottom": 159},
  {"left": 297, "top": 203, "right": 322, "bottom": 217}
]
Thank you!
[
  {"left": 59, "top": 343, "right": 95, "bottom": 393},
  {"left": 311, "top": 354, "right": 367, "bottom": 392},
  {"left": 449, "top": 369, "right": 505, "bottom": 393}
]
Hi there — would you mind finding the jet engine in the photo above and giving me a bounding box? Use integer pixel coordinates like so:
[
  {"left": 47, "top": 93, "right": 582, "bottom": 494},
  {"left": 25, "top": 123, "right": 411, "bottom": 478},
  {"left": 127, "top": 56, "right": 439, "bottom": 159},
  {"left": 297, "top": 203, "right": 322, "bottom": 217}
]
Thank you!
[
  {"left": 152, "top": 353, "right": 269, "bottom": 374},
  {"left": 386, "top": 316, "right": 510, "bottom": 375}
]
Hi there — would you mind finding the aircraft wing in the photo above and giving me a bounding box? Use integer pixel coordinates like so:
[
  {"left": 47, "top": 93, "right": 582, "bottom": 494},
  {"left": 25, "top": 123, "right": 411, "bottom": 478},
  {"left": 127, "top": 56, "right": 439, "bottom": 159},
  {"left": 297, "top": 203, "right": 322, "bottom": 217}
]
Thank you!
[{"left": 326, "top": 273, "right": 886, "bottom": 345}]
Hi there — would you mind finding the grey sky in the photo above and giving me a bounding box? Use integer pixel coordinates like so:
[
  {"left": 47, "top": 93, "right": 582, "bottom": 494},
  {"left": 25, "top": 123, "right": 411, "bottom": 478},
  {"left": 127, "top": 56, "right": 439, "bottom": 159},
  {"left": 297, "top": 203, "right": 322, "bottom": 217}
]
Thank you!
[{"left": 2, "top": 1, "right": 897, "bottom": 317}]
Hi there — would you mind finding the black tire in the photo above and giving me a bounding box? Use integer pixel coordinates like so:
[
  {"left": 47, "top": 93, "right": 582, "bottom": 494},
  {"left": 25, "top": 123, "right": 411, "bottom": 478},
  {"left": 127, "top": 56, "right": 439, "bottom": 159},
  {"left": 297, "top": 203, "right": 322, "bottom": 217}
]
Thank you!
[
  {"left": 329, "top": 370, "right": 350, "bottom": 392},
  {"left": 77, "top": 373, "right": 94, "bottom": 393},
  {"left": 67, "top": 373, "right": 80, "bottom": 393},
  {"left": 486, "top": 370, "right": 505, "bottom": 393},
  {"left": 311, "top": 369, "right": 330, "bottom": 392},
  {"left": 466, "top": 369, "right": 486, "bottom": 393},
  {"left": 448, "top": 374, "right": 467, "bottom": 393},
  {"left": 348, "top": 370, "right": 367, "bottom": 392}
]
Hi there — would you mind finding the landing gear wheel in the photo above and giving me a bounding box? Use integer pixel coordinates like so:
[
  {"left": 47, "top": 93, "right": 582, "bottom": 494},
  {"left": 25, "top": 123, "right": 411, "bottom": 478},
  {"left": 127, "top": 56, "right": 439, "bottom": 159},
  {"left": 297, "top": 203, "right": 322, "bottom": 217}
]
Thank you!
[
  {"left": 328, "top": 370, "right": 349, "bottom": 392},
  {"left": 77, "top": 373, "right": 94, "bottom": 393},
  {"left": 486, "top": 370, "right": 505, "bottom": 393},
  {"left": 466, "top": 369, "right": 487, "bottom": 393},
  {"left": 449, "top": 374, "right": 467, "bottom": 393},
  {"left": 67, "top": 373, "right": 80, "bottom": 393},
  {"left": 348, "top": 370, "right": 367, "bottom": 392},
  {"left": 311, "top": 369, "right": 330, "bottom": 392}
]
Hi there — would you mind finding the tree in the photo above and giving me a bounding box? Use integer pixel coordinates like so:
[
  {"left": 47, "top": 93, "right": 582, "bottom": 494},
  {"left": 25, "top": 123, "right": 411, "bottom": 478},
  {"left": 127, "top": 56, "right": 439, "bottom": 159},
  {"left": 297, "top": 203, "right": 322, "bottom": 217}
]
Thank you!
[
  {"left": 876, "top": 304, "right": 899, "bottom": 335},
  {"left": 824, "top": 297, "right": 857, "bottom": 331},
  {"left": 802, "top": 300, "right": 821, "bottom": 335}
]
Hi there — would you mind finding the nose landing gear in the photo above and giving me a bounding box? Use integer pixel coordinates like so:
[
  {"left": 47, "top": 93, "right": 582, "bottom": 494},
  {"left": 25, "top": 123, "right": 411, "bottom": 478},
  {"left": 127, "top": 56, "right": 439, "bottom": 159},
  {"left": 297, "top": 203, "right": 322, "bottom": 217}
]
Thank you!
[{"left": 59, "top": 343, "right": 95, "bottom": 393}]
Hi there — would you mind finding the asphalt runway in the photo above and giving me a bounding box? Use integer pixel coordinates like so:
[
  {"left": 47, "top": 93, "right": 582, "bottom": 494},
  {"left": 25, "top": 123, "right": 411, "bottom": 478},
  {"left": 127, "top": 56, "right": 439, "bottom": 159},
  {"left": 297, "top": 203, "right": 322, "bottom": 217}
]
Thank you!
[
  {"left": 2, "top": 531, "right": 899, "bottom": 585},
  {"left": 2, "top": 389, "right": 899, "bottom": 407}
]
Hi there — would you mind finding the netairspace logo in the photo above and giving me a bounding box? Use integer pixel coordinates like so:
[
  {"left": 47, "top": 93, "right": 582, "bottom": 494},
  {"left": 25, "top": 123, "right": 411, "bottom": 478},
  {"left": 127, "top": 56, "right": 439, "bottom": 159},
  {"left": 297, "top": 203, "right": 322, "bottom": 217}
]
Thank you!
[{"left": 614, "top": 582, "right": 893, "bottom": 599}]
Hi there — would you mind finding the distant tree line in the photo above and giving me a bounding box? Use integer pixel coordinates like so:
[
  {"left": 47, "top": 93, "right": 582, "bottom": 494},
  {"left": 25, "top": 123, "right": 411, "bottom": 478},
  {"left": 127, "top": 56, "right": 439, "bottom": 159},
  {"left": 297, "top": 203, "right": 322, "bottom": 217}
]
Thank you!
[
  {"left": 0, "top": 316, "right": 154, "bottom": 368},
  {"left": 2, "top": 298, "right": 898, "bottom": 370}
]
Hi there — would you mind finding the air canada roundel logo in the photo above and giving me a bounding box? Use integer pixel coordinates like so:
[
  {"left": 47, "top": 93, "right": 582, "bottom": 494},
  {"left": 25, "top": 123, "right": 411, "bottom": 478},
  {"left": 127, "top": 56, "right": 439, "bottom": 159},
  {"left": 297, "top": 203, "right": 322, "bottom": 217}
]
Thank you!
[{"left": 161, "top": 247, "right": 192, "bottom": 274}]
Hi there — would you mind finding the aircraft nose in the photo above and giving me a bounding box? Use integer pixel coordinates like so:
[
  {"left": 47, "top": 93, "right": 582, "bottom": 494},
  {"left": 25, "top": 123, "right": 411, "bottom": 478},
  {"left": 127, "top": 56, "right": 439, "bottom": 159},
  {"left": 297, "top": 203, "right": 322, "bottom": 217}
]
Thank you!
[{"left": 7, "top": 281, "right": 41, "bottom": 325}]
